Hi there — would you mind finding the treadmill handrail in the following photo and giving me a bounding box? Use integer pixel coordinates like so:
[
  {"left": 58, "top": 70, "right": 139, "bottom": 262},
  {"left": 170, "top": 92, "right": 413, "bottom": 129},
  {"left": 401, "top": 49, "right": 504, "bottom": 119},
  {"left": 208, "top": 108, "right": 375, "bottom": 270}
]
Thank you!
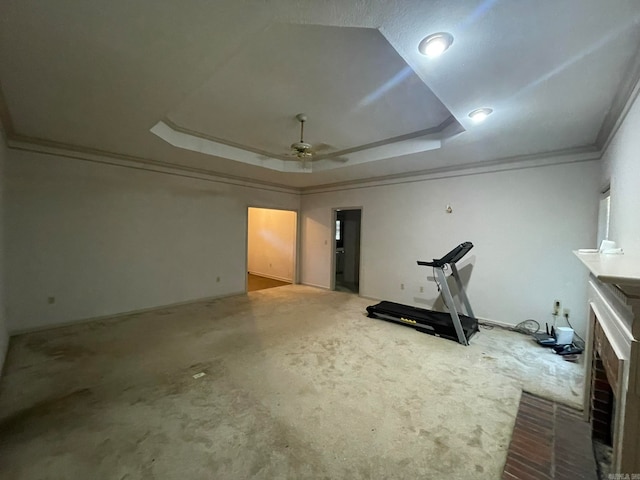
[{"left": 417, "top": 242, "right": 473, "bottom": 268}]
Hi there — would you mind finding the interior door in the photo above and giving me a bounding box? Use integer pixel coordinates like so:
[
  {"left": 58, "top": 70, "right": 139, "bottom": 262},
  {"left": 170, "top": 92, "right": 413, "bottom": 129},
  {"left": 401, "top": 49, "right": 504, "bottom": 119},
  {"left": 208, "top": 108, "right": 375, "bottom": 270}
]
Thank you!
[{"left": 334, "top": 209, "right": 361, "bottom": 294}]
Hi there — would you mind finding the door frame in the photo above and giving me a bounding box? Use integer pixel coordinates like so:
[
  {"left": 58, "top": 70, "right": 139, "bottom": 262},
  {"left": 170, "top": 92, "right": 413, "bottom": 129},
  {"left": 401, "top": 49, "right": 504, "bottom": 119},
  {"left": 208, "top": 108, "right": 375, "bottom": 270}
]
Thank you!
[
  {"left": 245, "top": 205, "right": 300, "bottom": 293},
  {"left": 330, "top": 206, "right": 363, "bottom": 293}
]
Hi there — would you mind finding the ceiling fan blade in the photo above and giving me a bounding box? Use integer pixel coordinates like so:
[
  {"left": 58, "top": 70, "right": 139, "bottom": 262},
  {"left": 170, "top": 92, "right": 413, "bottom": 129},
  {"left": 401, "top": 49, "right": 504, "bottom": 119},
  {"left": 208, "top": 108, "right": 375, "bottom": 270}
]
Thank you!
[
  {"left": 314, "top": 152, "right": 349, "bottom": 162},
  {"left": 310, "top": 142, "right": 335, "bottom": 153}
]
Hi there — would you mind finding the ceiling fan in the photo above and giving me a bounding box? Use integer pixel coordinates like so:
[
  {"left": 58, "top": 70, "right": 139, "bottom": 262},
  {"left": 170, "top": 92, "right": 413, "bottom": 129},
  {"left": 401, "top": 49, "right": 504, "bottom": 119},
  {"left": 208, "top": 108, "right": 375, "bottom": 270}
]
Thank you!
[
  {"left": 289, "top": 113, "right": 315, "bottom": 160},
  {"left": 286, "top": 113, "right": 348, "bottom": 164}
]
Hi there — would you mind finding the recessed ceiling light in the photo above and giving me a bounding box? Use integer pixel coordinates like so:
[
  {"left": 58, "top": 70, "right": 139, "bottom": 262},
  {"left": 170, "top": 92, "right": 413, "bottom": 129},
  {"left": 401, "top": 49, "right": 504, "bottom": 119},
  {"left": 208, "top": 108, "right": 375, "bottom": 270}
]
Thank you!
[
  {"left": 418, "top": 32, "right": 454, "bottom": 57},
  {"left": 468, "top": 108, "right": 493, "bottom": 123}
]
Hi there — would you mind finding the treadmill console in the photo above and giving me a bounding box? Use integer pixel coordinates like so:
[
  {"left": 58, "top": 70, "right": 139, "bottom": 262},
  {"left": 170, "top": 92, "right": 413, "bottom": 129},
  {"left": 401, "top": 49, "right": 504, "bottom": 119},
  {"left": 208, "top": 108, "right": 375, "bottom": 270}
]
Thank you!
[{"left": 417, "top": 241, "right": 473, "bottom": 268}]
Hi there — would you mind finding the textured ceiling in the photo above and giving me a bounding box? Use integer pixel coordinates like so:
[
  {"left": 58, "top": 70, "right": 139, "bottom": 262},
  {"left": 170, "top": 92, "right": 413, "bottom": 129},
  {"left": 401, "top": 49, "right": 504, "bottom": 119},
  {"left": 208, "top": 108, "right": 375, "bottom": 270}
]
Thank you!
[
  {"left": 1, "top": 0, "right": 640, "bottom": 188},
  {"left": 167, "top": 24, "right": 453, "bottom": 155}
]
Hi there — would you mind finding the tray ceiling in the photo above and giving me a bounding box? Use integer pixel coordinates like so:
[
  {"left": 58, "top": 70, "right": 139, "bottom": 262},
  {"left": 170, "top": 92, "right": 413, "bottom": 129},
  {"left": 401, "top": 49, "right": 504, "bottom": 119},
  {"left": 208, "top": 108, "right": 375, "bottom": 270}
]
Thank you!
[{"left": 1, "top": 0, "right": 640, "bottom": 187}]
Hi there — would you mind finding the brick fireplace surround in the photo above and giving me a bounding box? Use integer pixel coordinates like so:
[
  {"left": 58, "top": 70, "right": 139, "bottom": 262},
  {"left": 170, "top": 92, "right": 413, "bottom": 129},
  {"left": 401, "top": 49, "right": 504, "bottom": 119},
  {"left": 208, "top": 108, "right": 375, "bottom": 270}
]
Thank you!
[{"left": 575, "top": 252, "right": 640, "bottom": 474}]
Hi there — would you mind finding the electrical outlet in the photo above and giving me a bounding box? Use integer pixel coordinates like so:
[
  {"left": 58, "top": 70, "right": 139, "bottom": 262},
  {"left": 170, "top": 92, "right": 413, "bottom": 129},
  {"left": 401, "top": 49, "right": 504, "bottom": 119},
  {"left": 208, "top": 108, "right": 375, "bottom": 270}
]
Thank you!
[
  {"left": 47, "top": 296, "right": 55, "bottom": 304},
  {"left": 400, "top": 283, "right": 404, "bottom": 290},
  {"left": 553, "top": 300, "right": 561, "bottom": 315},
  {"left": 563, "top": 308, "right": 570, "bottom": 317},
  {"left": 216, "top": 276, "right": 221, "bottom": 283},
  {"left": 420, "top": 286, "right": 424, "bottom": 293}
]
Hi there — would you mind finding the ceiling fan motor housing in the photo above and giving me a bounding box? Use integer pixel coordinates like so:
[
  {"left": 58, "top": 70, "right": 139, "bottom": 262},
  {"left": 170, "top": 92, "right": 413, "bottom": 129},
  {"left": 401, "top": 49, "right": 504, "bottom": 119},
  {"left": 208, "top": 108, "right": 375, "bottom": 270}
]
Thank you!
[{"left": 291, "top": 141, "right": 312, "bottom": 152}]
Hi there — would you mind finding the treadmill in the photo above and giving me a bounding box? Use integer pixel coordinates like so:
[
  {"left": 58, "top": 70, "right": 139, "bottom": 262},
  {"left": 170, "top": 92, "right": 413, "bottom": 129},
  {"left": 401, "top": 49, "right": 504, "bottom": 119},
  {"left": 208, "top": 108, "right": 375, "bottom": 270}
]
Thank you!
[{"left": 366, "top": 242, "right": 479, "bottom": 346}]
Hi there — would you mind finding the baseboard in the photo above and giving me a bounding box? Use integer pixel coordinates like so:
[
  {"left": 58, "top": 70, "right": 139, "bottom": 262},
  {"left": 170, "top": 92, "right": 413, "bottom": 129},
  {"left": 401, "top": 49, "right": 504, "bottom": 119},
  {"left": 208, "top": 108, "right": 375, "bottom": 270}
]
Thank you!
[
  {"left": 300, "top": 282, "right": 330, "bottom": 290},
  {"left": 8, "top": 290, "right": 519, "bottom": 337},
  {"left": 358, "top": 294, "right": 381, "bottom": 302},
  {"left": 9, "top": 290, "right": 247, "bottom": 336},
  {"left": 248, "top": 271, "right": 293, "bottom": 283},
  {"left": 476, "top": 316, "right": 519, "bottom": 329}
]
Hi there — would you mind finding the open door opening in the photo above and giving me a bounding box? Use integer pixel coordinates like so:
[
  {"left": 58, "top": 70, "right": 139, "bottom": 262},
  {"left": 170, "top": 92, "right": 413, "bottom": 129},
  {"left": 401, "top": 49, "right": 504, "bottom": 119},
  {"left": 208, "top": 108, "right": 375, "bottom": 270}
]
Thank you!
[
  {"left": 334, "top": 208, "right": 361, "bottom": 294},
  {"left": 247, "top": 207, "right": 297, "bottom": 292}
]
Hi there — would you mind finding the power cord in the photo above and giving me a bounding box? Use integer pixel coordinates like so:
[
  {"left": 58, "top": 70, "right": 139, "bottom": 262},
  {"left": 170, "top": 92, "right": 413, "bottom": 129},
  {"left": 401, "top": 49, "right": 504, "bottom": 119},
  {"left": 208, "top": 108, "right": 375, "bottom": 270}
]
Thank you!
[
  {"left": 514, "top": 319, "right": 541, "bottom": 335},
  {"left": 479, "top": 311, "right": 586, "bottom": 350},
  {"left": 478, "top": 319, "right": 540, "bottom": 334}
]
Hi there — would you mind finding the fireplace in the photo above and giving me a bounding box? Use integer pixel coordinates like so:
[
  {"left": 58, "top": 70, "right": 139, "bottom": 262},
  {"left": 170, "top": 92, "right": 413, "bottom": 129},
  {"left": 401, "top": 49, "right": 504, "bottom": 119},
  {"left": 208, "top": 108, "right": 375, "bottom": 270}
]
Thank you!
[
  {"left": 591, "top": 350, "right": 615, "bottom": 446},
  {"left": 576, "top": 252, "right": 640, "bottom": 474}
]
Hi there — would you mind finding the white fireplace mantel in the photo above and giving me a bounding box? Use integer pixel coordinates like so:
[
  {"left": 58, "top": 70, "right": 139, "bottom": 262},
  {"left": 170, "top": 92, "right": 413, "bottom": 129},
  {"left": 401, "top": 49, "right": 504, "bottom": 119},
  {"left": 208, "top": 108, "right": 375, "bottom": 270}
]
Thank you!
[
  {"left": 574, "top": 252, "right": 640, "bottom": 292},
  {"left": 574, "top": 251, "right": 640, "bottom": 289},
  {"left": 574, "top": 251, "right": 640, "bottom": 474}
]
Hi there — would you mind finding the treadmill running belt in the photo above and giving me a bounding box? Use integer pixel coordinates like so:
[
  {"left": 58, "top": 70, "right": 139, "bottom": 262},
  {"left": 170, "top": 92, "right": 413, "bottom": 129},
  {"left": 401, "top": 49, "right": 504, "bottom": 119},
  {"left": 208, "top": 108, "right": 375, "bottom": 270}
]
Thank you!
[{"left": 366, "top": 301, "right": 479, "bottom": 343}]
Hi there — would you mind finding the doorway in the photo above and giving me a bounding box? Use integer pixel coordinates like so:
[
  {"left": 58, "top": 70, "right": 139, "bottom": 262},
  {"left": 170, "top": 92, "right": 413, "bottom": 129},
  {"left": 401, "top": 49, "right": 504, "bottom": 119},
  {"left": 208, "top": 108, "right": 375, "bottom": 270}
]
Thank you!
[
  {"left": 333, "top": 208, "right": 362, "bottom": 294},
  {"left": 247, "top": 207, "right": 297, "bottom": 292}
]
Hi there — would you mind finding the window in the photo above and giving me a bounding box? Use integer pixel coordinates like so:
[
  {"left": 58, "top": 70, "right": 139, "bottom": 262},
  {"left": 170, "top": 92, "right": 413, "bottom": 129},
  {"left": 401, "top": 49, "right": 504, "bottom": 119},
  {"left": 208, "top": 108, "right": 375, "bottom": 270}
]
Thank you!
[{"left": 597, "top": 188, "right": 611, "bottom": 247}]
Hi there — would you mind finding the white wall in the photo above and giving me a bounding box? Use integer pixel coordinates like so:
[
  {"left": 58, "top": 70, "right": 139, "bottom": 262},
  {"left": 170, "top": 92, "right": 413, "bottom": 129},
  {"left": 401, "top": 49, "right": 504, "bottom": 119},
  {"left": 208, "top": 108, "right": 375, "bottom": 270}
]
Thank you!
[
  {"left": 0, "top": 129, "right": 8, "bottom": 374},
  {"left": 247, "top": 207, "right": 296, "bottom": 282},
  {"left": 4, "top": 142, "right": 606, "bottom": 340},
  {"left": 301, "top": 160, "right": 600, "bottom": 338},
  {"left": 5, "top": 148, "right": 299, "bottom": 332},
  {"left": 602, "top": 91, "right": 640, "bottom": 255}
]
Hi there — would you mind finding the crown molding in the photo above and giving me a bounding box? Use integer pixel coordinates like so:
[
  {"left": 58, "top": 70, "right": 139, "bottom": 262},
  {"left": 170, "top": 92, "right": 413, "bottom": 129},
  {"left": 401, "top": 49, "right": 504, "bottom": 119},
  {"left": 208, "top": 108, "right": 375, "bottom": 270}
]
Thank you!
[
  {"left": 596, "top": 41, "right": 640, "bottom": 152},
  {"left": 6, "top": 135, "right": 300, "bottom": 195},
  {"left": 163, "top": 116, "right": 454, "bottom": 161},
  {"left": 155, "top": 115, "right": 461, "bottom": 172},
  {"left": 6, "top": 134, "right": 604, "bottom": 196},
  {"left": 300, "top": 145, "right": 602, "bottom": 195},
  {"left": 312, "top": 116, "right": 460, "bottom": 160},
  {"left": 163, "top": 118, "right": 292, "bottom": 161}
]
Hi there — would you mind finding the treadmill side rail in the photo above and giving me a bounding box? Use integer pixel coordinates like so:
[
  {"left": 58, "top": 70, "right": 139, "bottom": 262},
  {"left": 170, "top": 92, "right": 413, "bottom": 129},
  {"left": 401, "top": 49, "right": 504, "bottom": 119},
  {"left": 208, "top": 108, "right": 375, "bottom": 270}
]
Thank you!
[
  {"left": 450, "top": 263, "right": 475, "bottom": 319},
  {"left": 434, "top": 266, "right": 469, "bottom": 346}
]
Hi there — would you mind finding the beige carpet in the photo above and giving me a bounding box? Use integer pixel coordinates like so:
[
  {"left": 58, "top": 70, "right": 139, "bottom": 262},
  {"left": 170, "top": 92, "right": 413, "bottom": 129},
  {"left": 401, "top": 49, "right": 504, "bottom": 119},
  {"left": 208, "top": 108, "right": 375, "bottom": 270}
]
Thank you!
[{"left": 0, "top": 285, "right": 583, "bottom": 479}]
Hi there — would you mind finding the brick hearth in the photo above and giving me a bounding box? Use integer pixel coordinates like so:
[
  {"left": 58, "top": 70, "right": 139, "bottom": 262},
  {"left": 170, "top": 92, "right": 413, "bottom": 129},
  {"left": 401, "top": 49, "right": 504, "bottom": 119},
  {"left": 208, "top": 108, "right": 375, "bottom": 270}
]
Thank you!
[{"left": 502, "top": 392, "right": 598, "bottom": 480}]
